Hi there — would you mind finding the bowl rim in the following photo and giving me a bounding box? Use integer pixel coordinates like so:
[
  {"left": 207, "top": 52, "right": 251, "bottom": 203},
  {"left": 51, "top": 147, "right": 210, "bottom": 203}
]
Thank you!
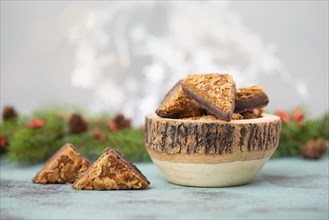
[{"left": 145, "top": 113, "right": 281, "bottom": 125}]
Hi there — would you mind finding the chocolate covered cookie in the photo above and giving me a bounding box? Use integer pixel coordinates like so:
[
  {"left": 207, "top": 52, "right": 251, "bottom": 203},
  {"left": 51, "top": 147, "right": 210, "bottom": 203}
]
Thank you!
[
  {"left": 235, "top": 86, "right": 269, "bottom": 113},
  {"left": 32, "top": 144, "right": 90, "bottom": 184},
  {"left": 181, "top": 73, "right": 236, "bottom": 121},
  {"left": 72, "top": 147, "right": 150, "bottom": 190},
  {"left": 156, "top": 81, "right": 204, "bottom": 119}
]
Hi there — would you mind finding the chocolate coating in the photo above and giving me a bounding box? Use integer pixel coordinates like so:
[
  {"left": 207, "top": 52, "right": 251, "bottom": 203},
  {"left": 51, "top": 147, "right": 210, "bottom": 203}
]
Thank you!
[{"left": 234, "top": 92, "right": 269, "bottom": 113}]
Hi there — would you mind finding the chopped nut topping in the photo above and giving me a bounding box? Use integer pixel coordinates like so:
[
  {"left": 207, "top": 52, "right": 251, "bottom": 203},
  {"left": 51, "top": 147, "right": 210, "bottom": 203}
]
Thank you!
[
  {"left": 181, "top": 73, "right": 235, "bottom": 120},
  {"left": 241, "top": 108, "right": 264, "bottom": 119},
  {"left": 156, "top": 81, "right": 204, "bottom": 118},
  {"left": 232, "top": 113, "right": 244, "bottom": 120},
  {"left": 32, "top": 144, "right": 90, "bottom": 184},
  {"left": 236, "top": 85, "right": 264, "bottom": 99}
]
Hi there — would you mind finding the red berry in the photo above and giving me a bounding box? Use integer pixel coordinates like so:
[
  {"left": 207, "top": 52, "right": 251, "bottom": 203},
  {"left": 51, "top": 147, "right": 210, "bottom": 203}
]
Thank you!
[
  {"left": 94, "top": 133, "right": 107, "bottom": 140},
  {"left": 108, "top": 121, "right": 118, "bottom": 133},
  {"left": 28, "top": 119, "right": 46, "bottom": 128},
  {"left": 275, "top": 110, "right": 290, "bottom": 123},
  {"left": 0, "top": 135, "right": 7, "bottom": 149},
  {"left": 292, "top": 107, "right": 304, "bottom": 126}
]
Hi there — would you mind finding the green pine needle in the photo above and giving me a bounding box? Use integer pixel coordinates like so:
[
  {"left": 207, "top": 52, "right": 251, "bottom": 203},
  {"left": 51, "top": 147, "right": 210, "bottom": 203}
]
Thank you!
[{"left": 6, "top": 112, "right": 66, "bottom": 164}]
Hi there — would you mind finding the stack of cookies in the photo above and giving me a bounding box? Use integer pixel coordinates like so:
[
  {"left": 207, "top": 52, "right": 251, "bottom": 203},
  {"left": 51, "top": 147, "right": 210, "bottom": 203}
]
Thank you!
[{"left": 156, "top": 73, "right": 269, "bottom": 121}]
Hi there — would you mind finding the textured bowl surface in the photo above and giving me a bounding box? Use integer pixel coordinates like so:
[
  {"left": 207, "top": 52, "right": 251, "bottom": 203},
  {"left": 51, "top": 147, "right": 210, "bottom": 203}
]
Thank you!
[{"left": 145, "top": 113, "right": 281, "bottom": 187}]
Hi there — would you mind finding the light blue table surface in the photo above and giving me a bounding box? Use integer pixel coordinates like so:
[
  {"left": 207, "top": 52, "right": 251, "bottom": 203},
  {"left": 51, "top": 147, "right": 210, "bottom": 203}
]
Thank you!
[{"left": 1, "top": 156, "right": 328, "bottom": 220}]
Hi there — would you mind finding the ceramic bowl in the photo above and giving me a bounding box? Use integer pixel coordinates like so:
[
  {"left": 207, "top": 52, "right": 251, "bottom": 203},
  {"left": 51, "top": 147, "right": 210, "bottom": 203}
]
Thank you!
[{"left": 145, "top": 113, "right": 281, "bottom": 187}]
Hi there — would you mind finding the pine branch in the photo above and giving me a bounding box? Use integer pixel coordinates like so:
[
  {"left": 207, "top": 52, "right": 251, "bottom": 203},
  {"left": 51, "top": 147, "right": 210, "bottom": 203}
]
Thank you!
[
  {"left": 273, "top": 110, "right": 329, "bottom": 158},
  {"left": 6, "top": 112, "right": 66, "bottom": 163},
  {"left": 2, "top": 106, "right": 328, "bottom": 164}
]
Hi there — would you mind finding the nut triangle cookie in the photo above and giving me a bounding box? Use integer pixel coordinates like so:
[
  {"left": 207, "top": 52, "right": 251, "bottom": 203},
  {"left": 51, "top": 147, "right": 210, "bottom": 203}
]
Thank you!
[
  {"left": 32, "top": 144, "right": 91, "bottom": 184},
  {"left": 72, "top": 147, "right": 150, "bottom": 190},
  {"left": 181, "top": 73, "right": 236, "bottom": 121},
  {"left": 156, "top": 81, "right": 204, "bottom": 119},
  {"left": 235, "top": 85, "right": 269, "bottom": 113}
]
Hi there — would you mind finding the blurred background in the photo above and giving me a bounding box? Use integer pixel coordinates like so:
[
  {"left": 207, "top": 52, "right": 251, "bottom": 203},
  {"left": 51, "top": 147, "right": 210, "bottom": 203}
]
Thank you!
[{"left": 1, "top": 1, "right": 328, "bottom": 126}]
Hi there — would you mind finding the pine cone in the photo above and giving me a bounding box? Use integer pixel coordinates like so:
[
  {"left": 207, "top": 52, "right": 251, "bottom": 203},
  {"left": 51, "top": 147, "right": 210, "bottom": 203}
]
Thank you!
[
  {"left": 68, "top": 114, "right": 88, "bottom": 134},
  {"left": 301, "top": 138, "right": 328, "bottom": 159},
  {"left": 2, "top": 106, "right": 18, "bottom": 121},
  {"left": 112, "top": 113, "right": 131, "bottom": 129}
]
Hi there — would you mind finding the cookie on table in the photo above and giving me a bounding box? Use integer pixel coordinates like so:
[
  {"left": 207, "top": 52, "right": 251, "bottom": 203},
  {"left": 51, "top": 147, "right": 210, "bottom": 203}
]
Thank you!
[
  {"left": 235, "top": 85, "right": 269, "bottom": 113},
  {"left": 72, "top": 147, "right": 150, "bottom": 190},
  {"left": 32, "top": 144, "right": 90, "bottom": 184},
  {"left": 181, "top": 73, "right": 236, "bottom": 121},
  {"left": 156, "top": 81, "right": 204, "bottom": 119}
]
